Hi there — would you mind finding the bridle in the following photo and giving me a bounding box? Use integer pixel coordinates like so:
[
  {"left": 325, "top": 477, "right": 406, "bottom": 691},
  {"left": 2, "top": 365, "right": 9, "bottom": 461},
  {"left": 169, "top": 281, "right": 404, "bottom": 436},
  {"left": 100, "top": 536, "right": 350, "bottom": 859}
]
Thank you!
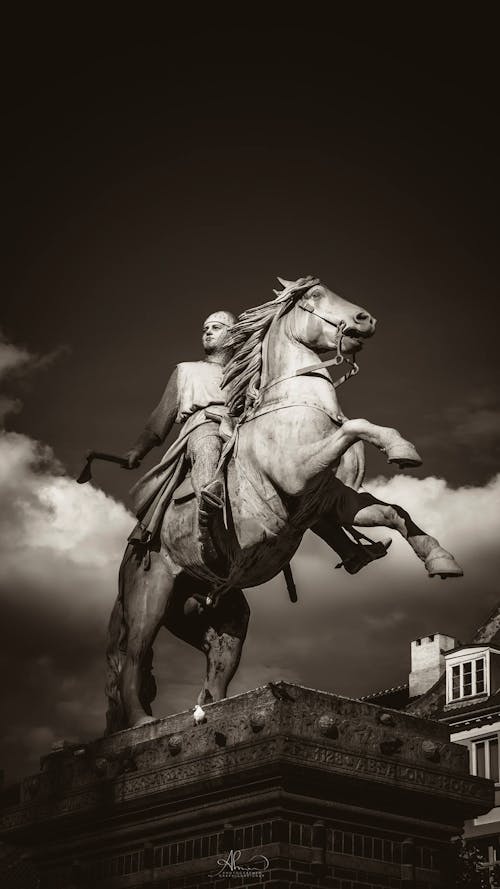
[{"left": 254, "top": 300, "right": 360, "bottom": 404}]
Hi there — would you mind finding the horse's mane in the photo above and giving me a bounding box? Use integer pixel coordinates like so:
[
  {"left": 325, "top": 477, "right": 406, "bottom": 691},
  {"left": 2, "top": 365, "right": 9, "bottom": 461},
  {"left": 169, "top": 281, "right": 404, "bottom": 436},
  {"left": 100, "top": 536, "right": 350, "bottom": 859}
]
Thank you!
[{"left": 222, "top": 276, "right": 319, "bottom": 419}]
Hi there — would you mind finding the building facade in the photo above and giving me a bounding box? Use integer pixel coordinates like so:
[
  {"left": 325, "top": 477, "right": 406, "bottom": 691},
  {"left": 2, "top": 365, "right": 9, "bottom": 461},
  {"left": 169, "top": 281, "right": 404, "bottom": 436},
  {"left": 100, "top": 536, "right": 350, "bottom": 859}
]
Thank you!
[{"left": 363, "top": 619, "right": 500, "bottom": 881}]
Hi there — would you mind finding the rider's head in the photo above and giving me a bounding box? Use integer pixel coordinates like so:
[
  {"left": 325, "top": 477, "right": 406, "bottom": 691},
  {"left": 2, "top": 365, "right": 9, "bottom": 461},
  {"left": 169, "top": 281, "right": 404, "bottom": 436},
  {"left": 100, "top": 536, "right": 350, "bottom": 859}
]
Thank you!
[{"left": 202, "top": 311, "right": 237, "bottom": 360}]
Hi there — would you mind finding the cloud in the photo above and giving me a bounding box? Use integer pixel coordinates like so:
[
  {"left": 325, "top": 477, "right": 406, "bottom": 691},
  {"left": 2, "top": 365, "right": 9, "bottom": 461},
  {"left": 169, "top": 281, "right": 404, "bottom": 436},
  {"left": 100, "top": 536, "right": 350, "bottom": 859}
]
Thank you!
[
  {"left": 0, "top": 331, "right": 67, "bottom": 383},
  {"left": 0, "top": 431, "right": 134, "bottom": 778},
  {"left": 1, "top": 427, "right": 499, "bottom": 783},
  {"left": 0, "top": 340, "right": 32, "bottom": 378},
  {"left": 0, "top": 331, "right": 68, "bottom": 427},
  {"left": 0, "top": 396, "right": 22, "bottom": 423}
]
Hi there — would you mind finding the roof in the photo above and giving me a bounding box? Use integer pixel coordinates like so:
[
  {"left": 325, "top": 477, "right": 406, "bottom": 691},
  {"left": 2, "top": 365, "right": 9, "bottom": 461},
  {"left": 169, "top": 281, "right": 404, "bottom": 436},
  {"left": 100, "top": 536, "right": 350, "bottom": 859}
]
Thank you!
[
  {"left": 428, "top": 688, "right": 500, "bottom": 724},
  {"left": 446, "top": 643, "right": 500, "bottom": 655},
  {"left": 359, "top": 683, "right": 410, "bottom": 710}
]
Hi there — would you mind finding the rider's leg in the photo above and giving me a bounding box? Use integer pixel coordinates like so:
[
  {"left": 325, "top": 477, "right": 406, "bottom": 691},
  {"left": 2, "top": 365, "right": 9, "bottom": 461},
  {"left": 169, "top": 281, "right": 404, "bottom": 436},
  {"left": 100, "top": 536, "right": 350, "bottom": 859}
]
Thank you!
[
  {"left": 187, "top": 426, "right": 224, "bottom": 523},
  {"left": 311, "top": 481, "right": 391, "bottom": 575},
  {"left": 351, "top": 495, "right": 463, "bottom": 578}
]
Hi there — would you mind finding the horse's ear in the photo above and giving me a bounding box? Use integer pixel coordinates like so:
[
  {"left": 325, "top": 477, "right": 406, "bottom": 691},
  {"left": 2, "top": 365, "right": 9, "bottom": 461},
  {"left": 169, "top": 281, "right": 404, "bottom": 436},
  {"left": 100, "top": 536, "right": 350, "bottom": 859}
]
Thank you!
[{"left": 277, "top": 277, "right": 296, "bottom": 288}]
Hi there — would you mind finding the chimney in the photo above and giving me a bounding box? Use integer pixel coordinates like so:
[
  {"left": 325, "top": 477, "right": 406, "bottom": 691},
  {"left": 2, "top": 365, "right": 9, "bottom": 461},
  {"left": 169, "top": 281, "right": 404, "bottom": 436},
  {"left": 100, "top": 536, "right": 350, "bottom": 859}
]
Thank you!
[{"left": 409, "top": 634, "right": 456, "bottom": 698}]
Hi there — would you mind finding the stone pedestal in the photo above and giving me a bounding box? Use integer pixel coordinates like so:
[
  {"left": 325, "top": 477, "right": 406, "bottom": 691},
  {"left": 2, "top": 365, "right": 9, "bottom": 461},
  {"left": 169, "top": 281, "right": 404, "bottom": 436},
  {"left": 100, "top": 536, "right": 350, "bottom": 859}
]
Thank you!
[{"left": 0, "top": 683, "right": 494, "bottom": 888}]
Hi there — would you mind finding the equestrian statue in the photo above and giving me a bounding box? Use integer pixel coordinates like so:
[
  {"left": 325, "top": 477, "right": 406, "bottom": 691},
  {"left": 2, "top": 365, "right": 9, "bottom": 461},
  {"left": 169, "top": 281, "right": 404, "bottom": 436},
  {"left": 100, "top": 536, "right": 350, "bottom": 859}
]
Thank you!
[{"left": 103, "top": 276, "right": 462, "bottom": 733}]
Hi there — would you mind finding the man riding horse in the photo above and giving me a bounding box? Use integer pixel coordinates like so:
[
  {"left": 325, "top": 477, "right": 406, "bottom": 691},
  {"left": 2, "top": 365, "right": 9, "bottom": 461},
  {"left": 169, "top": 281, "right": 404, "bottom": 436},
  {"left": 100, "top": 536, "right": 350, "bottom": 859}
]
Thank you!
[
  {"left": 106, "top": 277, "right": 462, "bottom": 733},
  {"left": 122, "top": 308, "right": 388, "bottom": 575}
]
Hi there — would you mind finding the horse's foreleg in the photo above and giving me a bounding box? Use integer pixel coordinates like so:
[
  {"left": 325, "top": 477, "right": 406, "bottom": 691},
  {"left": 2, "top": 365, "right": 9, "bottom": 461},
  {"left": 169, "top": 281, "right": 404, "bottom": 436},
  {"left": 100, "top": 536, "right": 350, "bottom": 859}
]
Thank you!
[
  {"left": 352, "top": 497, "right": 463, "bottom": 578},
  {"left": 298, "top": 418, "right": 422, "bottom": 485},
  {"left": 120, "top": 548, "right": 175, "bottom": 727}
]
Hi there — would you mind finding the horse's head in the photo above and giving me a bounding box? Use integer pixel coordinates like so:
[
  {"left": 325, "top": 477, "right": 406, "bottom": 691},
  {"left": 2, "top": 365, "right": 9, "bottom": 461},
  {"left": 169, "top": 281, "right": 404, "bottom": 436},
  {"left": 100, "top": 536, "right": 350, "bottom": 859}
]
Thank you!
[{"left": 294, "top": 282, "right": 376, "bottom": 356}]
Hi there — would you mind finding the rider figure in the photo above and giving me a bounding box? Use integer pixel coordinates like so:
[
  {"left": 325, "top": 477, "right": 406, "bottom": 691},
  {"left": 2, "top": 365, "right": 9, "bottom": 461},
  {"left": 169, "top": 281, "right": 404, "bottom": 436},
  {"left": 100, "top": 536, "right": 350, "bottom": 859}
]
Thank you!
[{"left": 123, "top": 311, "right": 236, "bottom": 542}]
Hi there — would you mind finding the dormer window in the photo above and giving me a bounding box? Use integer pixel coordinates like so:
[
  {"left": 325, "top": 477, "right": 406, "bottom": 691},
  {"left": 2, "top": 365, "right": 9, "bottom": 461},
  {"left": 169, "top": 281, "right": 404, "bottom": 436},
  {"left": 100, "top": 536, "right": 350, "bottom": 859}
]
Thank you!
[
  {"left": 445, "top": 645, "right": 498, "bottom": 705},
  {"left": 450, "top": 657, "right": 485, "bottom": 700}
]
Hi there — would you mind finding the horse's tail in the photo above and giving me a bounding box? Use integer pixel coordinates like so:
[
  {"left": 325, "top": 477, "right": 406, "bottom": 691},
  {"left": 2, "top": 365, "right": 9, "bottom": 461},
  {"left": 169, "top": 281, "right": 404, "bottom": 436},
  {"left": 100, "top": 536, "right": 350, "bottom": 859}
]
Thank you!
[{"left": 104, "top": 545, "right": 133, "bottom": 735}]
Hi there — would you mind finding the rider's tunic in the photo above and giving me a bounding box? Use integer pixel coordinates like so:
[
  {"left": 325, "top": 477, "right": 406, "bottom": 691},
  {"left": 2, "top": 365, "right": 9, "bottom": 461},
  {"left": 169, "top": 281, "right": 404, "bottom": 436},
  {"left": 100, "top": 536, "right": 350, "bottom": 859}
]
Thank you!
[{"left": 129, "top": 361, "right": 227, "bottom": 541}]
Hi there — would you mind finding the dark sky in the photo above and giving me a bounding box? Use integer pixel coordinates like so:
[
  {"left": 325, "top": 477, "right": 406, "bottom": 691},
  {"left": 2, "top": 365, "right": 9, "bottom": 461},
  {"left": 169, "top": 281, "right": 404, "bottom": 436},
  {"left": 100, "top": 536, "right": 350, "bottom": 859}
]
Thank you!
[{"left": 1, "top": 22, "right": 499, "bottom": 782}]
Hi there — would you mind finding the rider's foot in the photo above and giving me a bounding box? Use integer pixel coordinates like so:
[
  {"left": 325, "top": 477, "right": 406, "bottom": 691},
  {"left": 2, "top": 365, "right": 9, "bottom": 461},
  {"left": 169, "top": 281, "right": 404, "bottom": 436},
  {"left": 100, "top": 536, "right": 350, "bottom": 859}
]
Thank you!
[
  {"left": 336, "top": 537, "right": 392, "bottom": 575},
  {"left": 199, "top": 480, "right": 224, "bottom": 528},
  {"left": 425, "top": 546, "right": 464, "bottom": 579}
]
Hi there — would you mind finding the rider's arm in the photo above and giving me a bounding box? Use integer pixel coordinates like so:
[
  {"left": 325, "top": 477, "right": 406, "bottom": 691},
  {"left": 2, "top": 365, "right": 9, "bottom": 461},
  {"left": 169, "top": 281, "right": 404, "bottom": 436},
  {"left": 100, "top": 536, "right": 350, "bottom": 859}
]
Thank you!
[{"left": 123, "top": 368, "right": 179, "bottom": 468}]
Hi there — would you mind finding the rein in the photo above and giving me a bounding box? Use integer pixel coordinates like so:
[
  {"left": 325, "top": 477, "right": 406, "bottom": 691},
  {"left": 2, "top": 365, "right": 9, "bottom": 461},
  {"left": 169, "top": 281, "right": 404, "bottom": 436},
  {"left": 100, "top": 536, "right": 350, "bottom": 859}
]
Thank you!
[{"left": 255, "top": 302, "right": 359, "bottom": 403}]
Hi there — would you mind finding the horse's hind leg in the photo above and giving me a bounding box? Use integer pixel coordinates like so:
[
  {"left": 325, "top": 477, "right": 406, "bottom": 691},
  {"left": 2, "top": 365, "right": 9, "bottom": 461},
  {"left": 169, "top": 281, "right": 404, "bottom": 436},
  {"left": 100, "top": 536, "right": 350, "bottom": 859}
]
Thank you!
[
  {"left": 118, "top": 546, "right": 176, "bottom": 728},
  {"left": 351, "top": 495, "right": 463, "bottom": 578},
  {"left": 166, "top": 584, "right": 250, "bottom": 706},
  {"left": 198, "top": 590, "right": 250, "bottom": 705}
]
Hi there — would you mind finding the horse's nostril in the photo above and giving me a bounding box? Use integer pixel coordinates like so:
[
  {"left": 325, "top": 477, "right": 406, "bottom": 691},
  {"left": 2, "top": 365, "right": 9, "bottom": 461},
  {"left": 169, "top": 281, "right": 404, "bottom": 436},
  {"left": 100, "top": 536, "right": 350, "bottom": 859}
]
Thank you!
[{"left": 355, "top": 311, "right": 370, "bottom": 323}]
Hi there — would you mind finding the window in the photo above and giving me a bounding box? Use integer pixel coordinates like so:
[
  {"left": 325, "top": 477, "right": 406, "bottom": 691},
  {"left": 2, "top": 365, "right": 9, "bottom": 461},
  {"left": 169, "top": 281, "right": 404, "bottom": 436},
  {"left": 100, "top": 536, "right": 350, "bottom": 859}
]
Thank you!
[
  {"left": 472, "top": 736, "right": 499, "bottom": 782},
  {"left": 449, "top": 657, "right": 486, "bottom": 701}
]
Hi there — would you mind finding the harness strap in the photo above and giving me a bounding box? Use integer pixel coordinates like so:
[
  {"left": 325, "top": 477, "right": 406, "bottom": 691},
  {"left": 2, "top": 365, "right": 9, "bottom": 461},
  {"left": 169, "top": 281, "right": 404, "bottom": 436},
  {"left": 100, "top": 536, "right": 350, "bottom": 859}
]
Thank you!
[
  {"left": 256, "top": 302, "right": 359, "bottom": 401},
  {"left": 244, "top": 400, "right": 343, "bottom": 425},
  {"left": 256, "top": 355, "right": 359, "bottom": 400}
]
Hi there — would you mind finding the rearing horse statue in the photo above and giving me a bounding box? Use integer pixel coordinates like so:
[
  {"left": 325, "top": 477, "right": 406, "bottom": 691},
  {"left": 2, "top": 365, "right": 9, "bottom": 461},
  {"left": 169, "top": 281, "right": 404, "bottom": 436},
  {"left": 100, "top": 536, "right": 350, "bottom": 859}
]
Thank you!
[{"left": 106, "top": 277, "right": 462, "bottom": 733}]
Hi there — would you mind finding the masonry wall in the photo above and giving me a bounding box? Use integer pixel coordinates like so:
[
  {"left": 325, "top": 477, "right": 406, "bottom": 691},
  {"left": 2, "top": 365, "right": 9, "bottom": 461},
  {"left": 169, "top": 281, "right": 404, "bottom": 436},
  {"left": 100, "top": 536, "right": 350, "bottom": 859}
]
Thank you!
[{"left": 50, "top": 814, "right": 443, "bottom": 888}]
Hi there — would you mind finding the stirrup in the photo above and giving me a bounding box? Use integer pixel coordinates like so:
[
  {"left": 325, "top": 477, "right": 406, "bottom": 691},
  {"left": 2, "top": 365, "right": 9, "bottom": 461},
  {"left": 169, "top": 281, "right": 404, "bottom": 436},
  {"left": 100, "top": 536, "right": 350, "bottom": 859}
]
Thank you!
[{"left": 335, "top": 538, "right": 392, "bottom": 575}]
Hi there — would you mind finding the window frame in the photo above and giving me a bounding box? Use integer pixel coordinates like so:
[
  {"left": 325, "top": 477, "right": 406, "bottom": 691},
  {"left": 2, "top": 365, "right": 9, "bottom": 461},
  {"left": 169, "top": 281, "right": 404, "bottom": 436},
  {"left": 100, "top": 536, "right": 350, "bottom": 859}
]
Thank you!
[
  {"left": 446, "top": 650, "right": 489, "bottom": 704},
  {"left": 471, "top": 735, "right": 500, "bottom": 784}
]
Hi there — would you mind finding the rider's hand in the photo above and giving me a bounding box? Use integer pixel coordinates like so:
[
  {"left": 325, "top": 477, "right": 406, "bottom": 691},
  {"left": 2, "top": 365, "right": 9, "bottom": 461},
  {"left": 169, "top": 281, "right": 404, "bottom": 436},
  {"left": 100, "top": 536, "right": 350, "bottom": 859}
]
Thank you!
[{"left": 123, "top": 450, "right": 142, "bottom": 470}]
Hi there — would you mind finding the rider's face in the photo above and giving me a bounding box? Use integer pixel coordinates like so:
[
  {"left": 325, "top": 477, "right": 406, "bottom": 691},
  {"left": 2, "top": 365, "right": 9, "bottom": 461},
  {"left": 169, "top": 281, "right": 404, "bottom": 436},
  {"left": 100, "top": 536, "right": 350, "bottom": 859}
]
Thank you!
[{"left": 202, "top": 321, "right": 226, "bottom": 354}]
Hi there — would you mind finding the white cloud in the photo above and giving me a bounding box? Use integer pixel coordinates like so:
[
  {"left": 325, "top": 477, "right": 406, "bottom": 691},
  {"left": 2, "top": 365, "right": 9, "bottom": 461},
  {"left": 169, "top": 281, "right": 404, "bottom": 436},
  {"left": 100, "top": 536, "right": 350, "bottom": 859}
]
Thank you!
[
  {"left": 0, "top": 332, "right": 68, "bottom": 428},
  {"left": 0, "top": 339, "right": 32, "bottom": 378},
  {"left": 0, "top": 432, "right": 133, "bottom": 615}
]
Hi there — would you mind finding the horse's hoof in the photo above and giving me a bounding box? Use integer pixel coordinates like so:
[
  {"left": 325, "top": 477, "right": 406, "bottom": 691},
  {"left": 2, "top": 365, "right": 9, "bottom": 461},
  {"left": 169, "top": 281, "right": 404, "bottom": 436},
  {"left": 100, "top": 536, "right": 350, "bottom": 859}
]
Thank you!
[
  {"left": 385, "top": 441, "right": 423, "bottom": 468},
  {"left": 425, "top": 547, "right": 463, "bottom": 578}
]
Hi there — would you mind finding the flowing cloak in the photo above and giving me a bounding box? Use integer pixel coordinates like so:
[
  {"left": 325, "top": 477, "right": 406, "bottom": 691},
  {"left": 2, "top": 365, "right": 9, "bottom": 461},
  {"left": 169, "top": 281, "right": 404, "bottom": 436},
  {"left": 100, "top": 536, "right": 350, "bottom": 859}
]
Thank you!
[{"left": 129, "top": 361, "right": 228, "bottom": 542}]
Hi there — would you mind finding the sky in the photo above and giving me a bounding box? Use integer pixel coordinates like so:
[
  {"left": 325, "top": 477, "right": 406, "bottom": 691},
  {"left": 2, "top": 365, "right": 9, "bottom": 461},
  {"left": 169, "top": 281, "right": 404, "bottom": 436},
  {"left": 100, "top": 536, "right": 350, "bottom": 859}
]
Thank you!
[{"left": 1, "top": 21, "right": 499, "bottom": 783}]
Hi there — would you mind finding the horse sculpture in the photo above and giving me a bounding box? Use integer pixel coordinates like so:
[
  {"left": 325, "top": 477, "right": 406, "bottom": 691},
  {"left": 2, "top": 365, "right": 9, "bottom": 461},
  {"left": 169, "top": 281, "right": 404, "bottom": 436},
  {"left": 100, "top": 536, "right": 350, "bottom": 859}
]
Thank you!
[{"left": 106, "top": 276, "right": 462, "bottom": 733}]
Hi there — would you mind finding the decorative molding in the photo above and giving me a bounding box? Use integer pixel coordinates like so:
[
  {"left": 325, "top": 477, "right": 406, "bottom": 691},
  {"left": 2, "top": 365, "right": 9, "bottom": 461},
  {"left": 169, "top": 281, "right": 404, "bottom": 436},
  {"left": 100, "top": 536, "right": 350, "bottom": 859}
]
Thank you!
[
  {"left": 1, "top": 731, "right": 490, "bottom": 833},
  {"left": 282, "top": 738, "right": 489, "bottom": 802}
]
